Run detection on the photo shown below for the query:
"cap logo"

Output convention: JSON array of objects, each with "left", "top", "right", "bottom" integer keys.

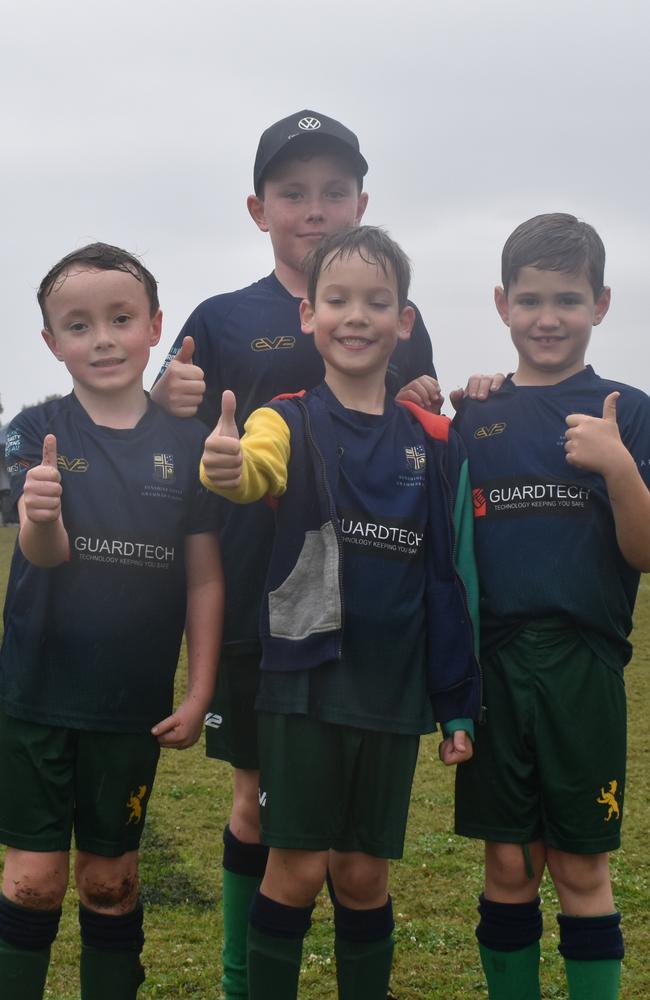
[{"left": 298, "top": 116, "right": 321, "bottom": 131}]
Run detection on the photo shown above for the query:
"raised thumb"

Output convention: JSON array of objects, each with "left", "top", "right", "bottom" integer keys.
[
  {"left": 176, "top": 335, "right": 195, "bottom": 365},
  {"left": 602, "top": 391, "right": 619, "bottom": 423},
  {"left": 216, "top": 390, "right": 239, "bottom": 438},
  {"left": 42, "top": 434, "right": 58, "bottom": 468}
]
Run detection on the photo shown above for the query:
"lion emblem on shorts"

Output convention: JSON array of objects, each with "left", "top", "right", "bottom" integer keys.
[
  {"left": 596, "top": 779, "right": 620, "bottom": 822},
  {"left": 126, "top": 785, "right": 148, "bottom": 825}
]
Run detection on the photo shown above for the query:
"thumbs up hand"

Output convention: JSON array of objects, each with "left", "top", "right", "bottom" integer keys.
[
  {"left": 202, "top": 390, "right": 243, "bottom": 489},
  {"left": 152, "top": 335, "right": 206, "bottom": 417},
  {"left": 564, "top": 392, "right": 627, "bottom": 476},
  {"left": 23, "top": 434, "right": 63, "bottom": 523}
]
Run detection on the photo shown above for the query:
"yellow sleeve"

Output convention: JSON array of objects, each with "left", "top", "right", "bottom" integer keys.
[{"left": 200, "top": 406, "right": 291, "bottom": 503}]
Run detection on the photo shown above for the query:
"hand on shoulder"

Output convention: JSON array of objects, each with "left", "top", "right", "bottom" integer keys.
[{"left": 449, "top": 373, "right": 506, "bottom": 411}]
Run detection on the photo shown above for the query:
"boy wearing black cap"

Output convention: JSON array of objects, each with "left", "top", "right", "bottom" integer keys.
[{"left": 151, "top": 109, "right": 440, "bottom": 1000}]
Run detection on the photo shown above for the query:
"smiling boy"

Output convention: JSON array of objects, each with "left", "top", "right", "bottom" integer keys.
[
  {"left": 151, "top": 109, "right": 440, "bottom": 999},
  {"left": 0, "top": 244, "right": 223, "bottom": 999},
  {"left": 453, "top": 214, "right": 650, "bottom": 1000},
  {"left": 200, "top": 226, "right": 480, "bottom": 1000}
]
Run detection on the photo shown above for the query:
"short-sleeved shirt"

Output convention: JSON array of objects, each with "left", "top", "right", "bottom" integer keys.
[
  {"left": 453, "top": 367, "right": 650, "bottom": 667},
  {"left": 156, "top": 273, "right": 436, "bottom": 650},
  {"left": 255, "top": 384, "right": 434, "bottom": 735},
  {"left": 1, "top": 393, "right": 219, "bottom": 732}
]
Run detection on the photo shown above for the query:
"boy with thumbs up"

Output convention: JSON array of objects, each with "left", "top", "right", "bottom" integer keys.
[
  {"left": 200, "top": 226, "right": 481, "bottom": 1000},
  {"left": 452, "top": 214, "right": 650, "bottom": 1000},
  {"left": 0, "top": 243, "right": 224, "bottom": 999}
]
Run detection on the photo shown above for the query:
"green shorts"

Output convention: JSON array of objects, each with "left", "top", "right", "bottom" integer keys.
[
  {"left": 258, "top": 712, "right": 420, "bottom": 858},
  {"left": 205, "top": 650, "right": 260, "bottom": 770},
  {"left": 455, "top": 621, "right": 626, "bottom": 854},
  {"left": 0, "top": 711, "right": 161, "bottom": 857}
]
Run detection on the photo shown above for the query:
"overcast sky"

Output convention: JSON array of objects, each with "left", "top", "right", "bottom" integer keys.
[{"left": 2, "top": 0, "right": 649, "bottom": 425}]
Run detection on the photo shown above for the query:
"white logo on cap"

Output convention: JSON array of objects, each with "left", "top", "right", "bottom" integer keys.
[{"left": 298, "top": 117, "right": 321, "bottom": 131}]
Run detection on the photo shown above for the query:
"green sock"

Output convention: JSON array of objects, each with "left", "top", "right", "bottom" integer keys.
[
  {"left": 479, "top": 942, "right": 542, "bottom": 1000},
  {"left": 0, "top": 937, "right": 50, "bottom": 1000},
  {"left": 80, "top": 944, "right": 145, "bottom": 1000},
  {"left": 335, "top": 934, "right": 394, "bottom": 999},
  {"left": 247, "top": 923, "right": 303, "bottom": 1000},
  {"left": 222, "top": 869, "right": 261, "bottom": 999},
  {"left": 564, "top": 958, "right": 621, "bottom": 1000}
]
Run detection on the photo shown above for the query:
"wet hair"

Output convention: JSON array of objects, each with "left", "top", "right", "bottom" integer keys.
[
  {"left": 502, "top": 213, "right": 606, "bottom": 297},
  {"left": 38, "top": 243, "right": 159, "bottom": 327},
  {"left": 304, "top": 226, "right": 411, "bottom": 310},
  {"left": 257, "top": 136, "right": 365, "bottom": 196}
]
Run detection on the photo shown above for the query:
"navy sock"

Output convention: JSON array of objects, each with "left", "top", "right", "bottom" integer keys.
[
  {"left": 223, "top": 825, "right": 269, "bottom": 878},
  {"left": 0, "top": 894, "right": 61, "bottom": 950},
  {"left": 333, "top": 895, "right": 394, "bottom": 943},
  {"left": 477, "top": 894, "right": 543, "bottom": 951},
  {"left": 79, "top": 901, "right": 144, "bottom": 952},
  {"left": 557, "top": 911, "right": 624, "bottom": 961}
]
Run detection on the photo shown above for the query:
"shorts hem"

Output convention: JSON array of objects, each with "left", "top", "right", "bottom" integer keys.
[
  {"left": 455, "top": 824, "right": 621, "bottom": 854},
  {"left": 0, "top": 827, "right": 71, "bottom": 853},
  {"left": 75, "top": 836, "right": 143, "bottom": 858},
  {"left": 455, "top": 823, "right": 541, "bottom": 844},
  {"left": 261, "top": 832, "right": 402, "bottom": 859},
  {"left": 205, "top": 744, "right": 259, "bottom": 770}
]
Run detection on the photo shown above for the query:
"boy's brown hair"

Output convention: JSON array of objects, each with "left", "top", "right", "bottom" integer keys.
[
  {"left": 501, "top": 213, "right": 606, "bottom": 297},
  {"left": 304, "top": 226, "right": 411, "bottom": 310}
]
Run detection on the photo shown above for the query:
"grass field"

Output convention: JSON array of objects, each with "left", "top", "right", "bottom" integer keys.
[{"left": 0, "top": 522, "right": 648, "bottom": 998}]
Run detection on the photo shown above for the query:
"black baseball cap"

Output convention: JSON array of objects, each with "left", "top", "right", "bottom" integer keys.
[{"left": 253, "top": 109, "right": 368, "bottom": 194}]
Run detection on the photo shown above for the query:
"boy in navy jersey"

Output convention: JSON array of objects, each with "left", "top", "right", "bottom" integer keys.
[
  {"left": 0, "top": 244, "right": 223, "bottom": 1000},
  {"left": 151, "top": 108, "right": 442, "bottom": 999},
  {"left": 200, "top": 226, "right": 481, "bottom": 1000},
  {"left": 453, "top": 214, "right": 650, "bottom": 1000}
]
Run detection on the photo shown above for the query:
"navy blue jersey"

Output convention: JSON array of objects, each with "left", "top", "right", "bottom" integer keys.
[
  {"left": 256, "top": 383, "right": 434, "bottom": 735},
  {"left": 454, "top": 367, "right": 650, "bottom": 667},
  {"left": 1, "top": 394, "right": 220, "bottom": 732},
  {"left": 157, "top": 272, "right": 436, "bottom": 650}
]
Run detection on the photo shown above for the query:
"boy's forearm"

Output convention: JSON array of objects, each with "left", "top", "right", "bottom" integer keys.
[
  {"left": 18, "top": 505, "right": 70, "bottom": 567},
  {"left": 183, "top": 532, "right": 224, "bottom": 707},
  {"left": 605, "top": 457, "right": 650, "bottom": 571}
]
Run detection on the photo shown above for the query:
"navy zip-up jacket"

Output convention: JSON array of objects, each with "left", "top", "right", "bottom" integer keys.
[{"left": 242, "top": 389, "right": 482, "bottom": 725}]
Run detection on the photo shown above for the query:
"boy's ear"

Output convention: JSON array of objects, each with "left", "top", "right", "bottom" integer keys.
[
  {"left": 354, "top": 192, "right": 369, "bottom": 225},
  {"left": 593, "top": 286, "right": 611, "bottom": 326},
  {"left": 149, "top": 309, "right": 163, "bottom": 346},
  {"left": 494, "top": 286, "right": 510, "bottom": 326},
  {"left": 247, "top": 195, "right": 269, "bottom": 233},
  {"left": 299, "top": 298, "right": 315, "bottom": 335},
  {"left": 41, "top": 328, "right": 63, "bottom": 361},
  {"left": 397, "top": 305, "right": 416, "bottom": 341}
]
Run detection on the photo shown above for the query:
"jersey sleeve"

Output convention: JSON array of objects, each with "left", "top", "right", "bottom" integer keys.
[
  {"left": 200, "top": 407, "right": 291, "bottom": 503},
  {"left": 4, "top": 407, "right": 50, "bottom": 506}
]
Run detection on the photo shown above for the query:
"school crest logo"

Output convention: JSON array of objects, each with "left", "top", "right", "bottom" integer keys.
[
  {"left": 126, "top": 785, "right": 148, "bottom": 825},
  {"left": 298, "top": 116, "right": 321, "bottom": 131},
  {"left": 596, "top": 780, "right": 620, "bottom": 822},
  {"left": 405, "top": 444, "right": 426, "bottom": 471},
  {"left": 153, "top": 453, "right": 175, "bottom": 482}
]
